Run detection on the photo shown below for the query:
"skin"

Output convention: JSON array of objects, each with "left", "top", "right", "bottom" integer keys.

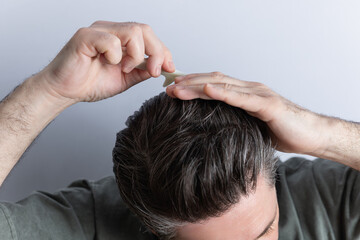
[
  {"left": 0, "top": 21, "right": 359, "bottom": 239},
  {"left": 177, "top": 176, "right": 279, "bottom": 240}
]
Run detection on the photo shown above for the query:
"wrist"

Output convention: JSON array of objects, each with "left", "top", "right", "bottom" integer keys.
[
  {"left": 292, "top": 111, "right": 335, "bottom": 158},
  {"left": 305, "top": 114, "right": 333, "bottom": 157},
  {"left": 3, "top": 74, "right": 76, "bottom": 131},
  {"left": 22, "top": 72, "right": 76, "bottom": 112},
  {"left": 308, "top": 115, "right": 358, "bottom": 162}
]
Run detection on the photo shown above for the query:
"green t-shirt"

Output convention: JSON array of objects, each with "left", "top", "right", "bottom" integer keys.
[{"left": 0, "top": 158, "right": 359, "bottom": 239}]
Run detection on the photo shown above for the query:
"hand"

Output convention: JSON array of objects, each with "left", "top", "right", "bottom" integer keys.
[
  {"left": 166, "top": 72, "right": 328, "bottom": 156},
  {"left": 39, "top": 21, "right": 175, "bottom": 103},
  {"left": 0, "top": 21, "right": 176, "bottom": 186}
]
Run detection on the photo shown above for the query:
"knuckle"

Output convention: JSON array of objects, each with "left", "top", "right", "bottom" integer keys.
[
  {"left": 140, "top": 23, "right": 153, "bottom": 33},
  {"left": 252, "top": 82, "right": 265, "bottom": 88},
  {"left": 250, "top": 82, "right": 270, "bottom": 92},
  {"left": 210, "top": 71, "right": 225, "bottom": 80},
  {"left": 76, "top": 27, "right": 90, "bottom": 36},
  {"left": 223, "top": 83, "right": 232, "bottom": 90},
  {"left": 109, "top": 36, "right": 121, "bottom": 49},
  {"left": 100, "top": 32, "right": 112, "bottom": 41},
  {"left": 157, "top": 45, "right": 165, "bottom": 55},
  {"left": 74, "top": 27, "right": 92, "bottom": 41},
  {"left": 257, "top": 83, "right": 272, "bottom": 94},
  {"left": 91, "top": 20, "right": 106, "bottom": 26},
  {"left": 129, "top": 25, "right": 143, "bottom": 36},
  {"left": 163, "top": 47, "right": 173, "bottom": 59}
]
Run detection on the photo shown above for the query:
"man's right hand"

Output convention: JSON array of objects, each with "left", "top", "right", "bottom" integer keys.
[
  {"left": 0, "top": 21, "right": 174, "bottom": 186},
  {"left": 39, "top": 21, "right": 175, "bottom": 103}
]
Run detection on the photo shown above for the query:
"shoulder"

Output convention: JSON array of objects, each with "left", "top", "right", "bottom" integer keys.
[
  {"left": 277, "top": 157, "right": 360, "bottom": 240},
  {"left": 0, "top": 176, "right": 155, "bottom": 240},
  {"left": 277, "top": 157, "right": 359, "bottom": 189},
  {"left": 75, "top": 176, "right": 156, "bottom": 240},
  {"left": 278, "top": 157, "right": 350, "bottom": 171}
]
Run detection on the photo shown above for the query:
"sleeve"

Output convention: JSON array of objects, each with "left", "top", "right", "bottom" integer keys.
[
  {"left": 277, "top": 158, "right": 360, "bottom": 240},
  {"left": 311, "top": 158, "right": 360, "bottom": 239},
  {"left": 0, "top": 203, "right": 16, "bottom": 239},
  {"left": 0, "top": 179, "right": 96, "bottom": 240}
]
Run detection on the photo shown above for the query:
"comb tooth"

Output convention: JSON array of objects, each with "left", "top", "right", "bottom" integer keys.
[
  {"left": 163, "top": 77, "right": 175, "bottom": 87},
  {"left": 161, "top": 70, "right": 185, "bottom": 87}
]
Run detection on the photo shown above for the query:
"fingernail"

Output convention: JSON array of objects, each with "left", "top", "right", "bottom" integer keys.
[{"left": 156, "top": 65, "right": 162, "bottom": 76}]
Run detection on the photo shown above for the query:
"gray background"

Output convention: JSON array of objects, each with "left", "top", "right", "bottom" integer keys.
[{"left": 1, "top": 0, "right": 359, "bottom": 202}]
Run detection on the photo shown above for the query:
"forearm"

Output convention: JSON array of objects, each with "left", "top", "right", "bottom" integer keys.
[
  {"left": 0, "top": 74, "right": 74, "bottom": 186},
  {"left": 314, "top": 116, "right": 360, "bottom": 171}
]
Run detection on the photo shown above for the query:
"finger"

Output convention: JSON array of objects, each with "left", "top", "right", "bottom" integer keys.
[
  {"left": 172, "top": 82, "right": 259, "bottom": 94},
  {"left": 120, "top": 33, "right": 145, "bottom": 73},
  {"left": 174, "top": 72, "right": 253, "bottom": 87},
  {"left": 166, "top": 84, "right": 212, "bottom": 100},
  {"left": 141, "top": 24, "right": 166, "bottom": 77},
  {"left": 203, "top": 84, "right": 264, "bottom": 114},
  {"left": 167, "top": 83, "right": 266, "bottom": 115},
  {"left": 91, "top": 22, "right": 147, "bottom": 73},
  {"left": 161, "top": 45, "right": 175, "bottom": 73},
  {"left": 174, "top": 72, "right": 228, "bottom": 82},
  {"left": 166, "top": 82, "right": 254, "bottom": 99},
  {"left": 90, "top": 21, "right": 173, "bottom": 77},
  {"left": 204, "top": 83, "right": 268, "bottom": 95},
  {"left": 146, "top": 54, "right": 163, "bottom": 77},
  {"left": 74, "top": 28, "right": 122, "bottom": 65},
  {"left": 123, "top": 68, "right": 152, "bottom": 88}
]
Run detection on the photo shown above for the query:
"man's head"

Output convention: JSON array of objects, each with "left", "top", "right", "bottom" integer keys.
[{"left": 113, "top": 93, "right": 279, "bottom": 239}]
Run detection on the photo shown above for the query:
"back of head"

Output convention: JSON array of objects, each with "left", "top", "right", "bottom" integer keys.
[{"left": 113, "top": 92, "right": 277, "bottom": 239}]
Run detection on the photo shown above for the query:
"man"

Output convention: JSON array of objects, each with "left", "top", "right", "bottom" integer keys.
[
  {"left": 0, "top": 21, "right": 359, "bottom": 239},
  {"left": 113, "top": 92, "right": 279, "bottom": 239}
]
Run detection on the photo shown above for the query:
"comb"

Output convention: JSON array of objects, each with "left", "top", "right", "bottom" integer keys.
[{"left": 135, "top": 60, "right": 185, "bottom": 87}]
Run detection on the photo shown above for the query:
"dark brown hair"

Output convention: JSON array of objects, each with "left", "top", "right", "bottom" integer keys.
[{"left": 113, "top": 92, "right": 277, "bottom": 239}]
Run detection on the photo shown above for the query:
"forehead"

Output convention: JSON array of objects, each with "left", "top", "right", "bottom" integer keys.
[{"left": 176, "top": 176, "right": 277, "bottom": 240}]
